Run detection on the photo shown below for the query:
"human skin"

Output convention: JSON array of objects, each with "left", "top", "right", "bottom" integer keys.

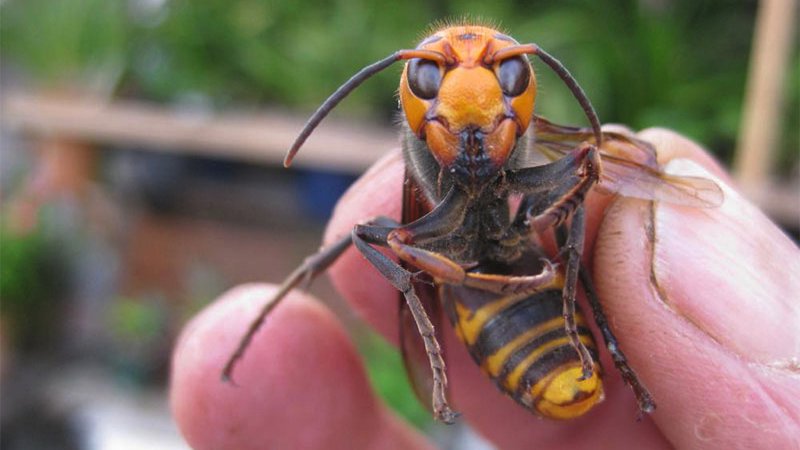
[{"left": 170, "top": 129, "right": 800, "bottom": 450}]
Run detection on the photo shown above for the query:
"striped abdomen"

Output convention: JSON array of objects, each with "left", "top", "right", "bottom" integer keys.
[{"left": 442, "top": 283, "right": 604, "bottom": 419}]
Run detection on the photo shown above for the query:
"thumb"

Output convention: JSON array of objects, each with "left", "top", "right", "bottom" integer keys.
[{"left": 593, "top": 130, "right": 800, "bottom": 448}]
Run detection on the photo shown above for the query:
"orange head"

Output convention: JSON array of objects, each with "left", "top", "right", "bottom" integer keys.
[
  {"left": 399, "top": 26, "right": 536, "bottom": 184},
  {"left": 283, "top": 25, "right": 600, "bottom": 177}
]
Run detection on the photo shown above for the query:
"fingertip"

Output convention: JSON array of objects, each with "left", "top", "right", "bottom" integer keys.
[{"left": 170, "top": 284, "right": 429, "bottom": 450}]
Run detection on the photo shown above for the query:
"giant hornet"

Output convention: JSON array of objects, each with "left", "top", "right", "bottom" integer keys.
[{"left": 222, "top": 24, "right": 722, "bottom": 423}]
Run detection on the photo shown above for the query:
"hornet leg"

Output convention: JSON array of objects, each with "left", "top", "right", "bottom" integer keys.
[
  {"left": 351, "top": 225, "right": 458, "bottom": 423},
  {"left": 578, "top": 264, "right": 657, "bottom": 415},
  {"left": 221, "top": 217, "right": 397, "bottom": 382}
]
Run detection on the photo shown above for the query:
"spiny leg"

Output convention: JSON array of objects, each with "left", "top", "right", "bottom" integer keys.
[
  {"left": 506, "top": 143, "right": 598, "bottom": 197},
  {"left": 577, "top": 264, "right": 657, "bottom": 415},
  {"left": 527, "top": 144, "right": 600, "bottom": 232},
  {"left": 361, "top": 187, "right": 558, "bottom": 296},
  {"left": 387, "top": 227, "right": 559, "bottom": 295},
  {"left": 507, "top": 142, "right": 600, "bottom": 236},
  {"left": 552, "top": 221, "right": 657, "bottom": 416},
  {"left": 221, "top": 217, "right": 397, "bottom": 383},
  {"left": 221, "top": 234, "right": 352, "bottom": 382},
  {"left": 508, "top": 144, "right": 602, "bottom": 380},
  {"left": 351, "top": 227, "right": 457, "bottom": 423},
  {"left": 561, "top": 205, "right": 596, "bottom": 380}
]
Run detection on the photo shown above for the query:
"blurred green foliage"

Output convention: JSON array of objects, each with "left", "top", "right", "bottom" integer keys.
[
  {"left": 107, "top": 295, "right": 171, "bottom": 384},
  {"left": 0, "top": 0, "right": 128, "bottom": 92},
  {"left": 108, "top": 295, "right": 167, "bottom": 343},
  {"left": 2, "top": 0, "right": 797, "bottom": 166},
  {"left": 0, "top": 222, "right": 66, "bottom": 349},
  {"left": 358, "top": 330, "right": 432, "bottom": 429}
]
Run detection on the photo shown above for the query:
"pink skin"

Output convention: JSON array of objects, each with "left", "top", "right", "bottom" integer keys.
[{"left": 170, "top": 129, "right": 800, "bottom": 449}]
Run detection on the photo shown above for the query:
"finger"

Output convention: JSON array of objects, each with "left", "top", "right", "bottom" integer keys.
[
  {"left": 323, "top": 151, "right": 669, "bottom": 448},
  {"left": 593, "top": 129, "right": 800, "bottom": 448},
  {"left": 325, "top": 151, "right": 405, "bottom": 343},
  {"left": 170, "top": 284, "right": 432, "bottom": 450}
]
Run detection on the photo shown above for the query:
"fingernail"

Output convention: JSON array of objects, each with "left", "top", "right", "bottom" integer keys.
[{"left": 651, "top": 159, "right": 800, "bottom": 367}]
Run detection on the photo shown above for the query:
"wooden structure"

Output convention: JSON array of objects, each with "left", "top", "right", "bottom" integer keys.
[{"left": 2, "top": 88, "right": 797, "bottom": 229}]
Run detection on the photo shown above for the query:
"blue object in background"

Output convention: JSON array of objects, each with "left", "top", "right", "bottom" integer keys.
[{"left": 296, "top": 169, "right": 358, "bottom": 223}]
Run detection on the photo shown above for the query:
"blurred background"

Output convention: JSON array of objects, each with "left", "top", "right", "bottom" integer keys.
[{"left": 0, "top": 0, "right": 797, "bottom": 448}]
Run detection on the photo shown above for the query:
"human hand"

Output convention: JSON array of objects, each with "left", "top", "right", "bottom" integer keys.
[{"left": 170, "top": 129, "right": 800, "bottom": 449}]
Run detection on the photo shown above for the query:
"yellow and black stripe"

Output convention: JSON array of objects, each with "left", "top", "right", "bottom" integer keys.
[{"left": 442, "top": 280, "right": 604, "bottom": 419}]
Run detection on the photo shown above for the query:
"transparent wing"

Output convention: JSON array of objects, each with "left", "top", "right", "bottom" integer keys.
[{"left": 532, "top": 116, "right": 723, "bottom": 208}]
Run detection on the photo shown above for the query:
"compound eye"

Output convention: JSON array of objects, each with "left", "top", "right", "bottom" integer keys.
[
  {"left": 497, "top": 56, "right": 531, "bottom": 97},
  {"left": 407, "top": 58, "right": 442, "bottom": 100}
]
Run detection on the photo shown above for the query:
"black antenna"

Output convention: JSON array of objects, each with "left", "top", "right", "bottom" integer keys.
[
  {"left": 531, "top": 45, "right": 603, "bottom": 147},
  {"left": 283, "top": 52, "right": 403, "bottom": 167},
  {"left": 489, "top": 43, "right": 603, "bottom": 147},
  {"left": 283, "top": 49, "right": 448, "bottom": 167}
]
